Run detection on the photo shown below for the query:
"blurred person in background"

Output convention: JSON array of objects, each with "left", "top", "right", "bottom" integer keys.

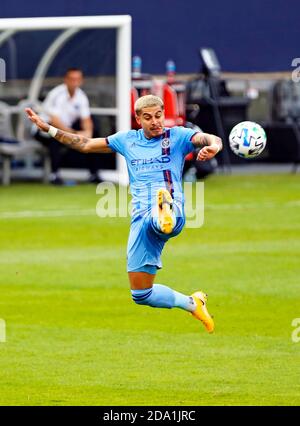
[{"left": 35, "top": 68, "right": 102, "bottom": 185}]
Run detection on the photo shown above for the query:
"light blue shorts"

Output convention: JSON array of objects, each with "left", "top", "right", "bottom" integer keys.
[{"left": 127, "top": 207, "right": 185, "bottom": 275}]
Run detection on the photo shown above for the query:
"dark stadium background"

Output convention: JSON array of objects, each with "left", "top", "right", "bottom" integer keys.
[{"left": 1, "top": 0, "right": 298, "bottom": 75}]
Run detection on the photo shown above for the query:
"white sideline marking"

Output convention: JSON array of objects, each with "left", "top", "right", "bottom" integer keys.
[
  {"left": 0, "top": 200, "right": 298, "bottom": 220},
  {"left": 0, "top": 209, "right": 95, "bottom": 219}
]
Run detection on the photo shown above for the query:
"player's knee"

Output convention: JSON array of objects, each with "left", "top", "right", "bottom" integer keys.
[{"left": 131, "top": 288, "right": 153, "bottom": 305}]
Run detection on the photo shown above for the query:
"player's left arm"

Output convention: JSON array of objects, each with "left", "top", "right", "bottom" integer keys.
[{"left": 191, "top": 132, "right": 222, "bottom": 161}]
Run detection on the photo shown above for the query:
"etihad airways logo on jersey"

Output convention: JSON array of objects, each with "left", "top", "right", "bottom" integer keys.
[{"left": 131, "top": 155, "right": 170, "bottom": 166}]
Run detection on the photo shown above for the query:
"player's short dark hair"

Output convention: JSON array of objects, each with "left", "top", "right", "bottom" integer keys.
[{"left": 64, "top": 68, "right": 83, "bottom": 76}]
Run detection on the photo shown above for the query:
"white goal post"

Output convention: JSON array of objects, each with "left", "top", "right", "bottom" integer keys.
[{"left": 0, "top": 15, "right": 132, "bottom": 184}]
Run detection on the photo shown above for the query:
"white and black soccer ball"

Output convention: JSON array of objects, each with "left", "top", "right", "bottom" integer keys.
[{"left": 229, "top": 121, "right": 267, "bottom": 158}]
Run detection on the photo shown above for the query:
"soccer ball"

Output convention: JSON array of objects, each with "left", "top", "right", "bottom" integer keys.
[{"left": 229, "top": 121, "right": 267, "bottom": 158}]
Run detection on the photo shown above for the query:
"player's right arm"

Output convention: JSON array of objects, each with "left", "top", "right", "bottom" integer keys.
[{"left": 25, "top": 108, "right": 112, "bottom": 154}]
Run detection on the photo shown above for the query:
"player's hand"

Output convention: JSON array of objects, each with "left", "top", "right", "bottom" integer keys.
[
  {"left": 196, "top": 145, "right": 219, "bottom": 161},
  {"left": 25, "top": 108, "right": 49, "bottom": 133}
]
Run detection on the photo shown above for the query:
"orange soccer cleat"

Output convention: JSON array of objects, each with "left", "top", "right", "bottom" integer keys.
[{"left": 191, "top": 291, "right": 214, "bottom": 333}]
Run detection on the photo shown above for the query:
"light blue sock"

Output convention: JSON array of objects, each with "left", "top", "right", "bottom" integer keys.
[{"left": 131, "top": 284, "right": 196, "bottom": 312}]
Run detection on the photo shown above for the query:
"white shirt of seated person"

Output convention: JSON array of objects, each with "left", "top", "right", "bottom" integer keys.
[{"left": 42, "top": 83, "right": 90, "bottom": 128}]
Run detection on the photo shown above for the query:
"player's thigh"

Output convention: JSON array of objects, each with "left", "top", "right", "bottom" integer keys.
[
  {"left": 127, "top": 215, "right": 165, "bottom": 272},
  {"left": 128, "top": 272, "right": 156, "bottom": 290}
]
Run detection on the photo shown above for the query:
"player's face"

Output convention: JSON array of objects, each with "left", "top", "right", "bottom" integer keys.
[
  {"left": 64, "top": 71, "right": 83, "bottom": 94},
  {"left": 136, "top": 106, "right": 165, "bottom": 139}
]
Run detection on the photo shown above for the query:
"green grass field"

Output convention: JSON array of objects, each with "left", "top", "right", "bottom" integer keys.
[{"left": 0, "top": 174, "right": 299, "bottom": 406}]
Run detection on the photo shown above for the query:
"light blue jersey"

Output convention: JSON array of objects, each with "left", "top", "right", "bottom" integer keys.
[
  {"left": 107, "top": 126, "right": 196, "bottom": 273},
  {"left": 107, "top": 126, "right": 196, "bottom": 216}
]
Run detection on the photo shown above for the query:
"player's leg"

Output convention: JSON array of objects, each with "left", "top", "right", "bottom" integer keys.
[
  {"left": 156, "top": 188, "right": 175, "bottom": 234},
  {"left": 127, "top": 218, "right": 194, "bottom": 311},
  {"left": 129, "top": 271, "right": 196, "bottom": 311},
  {"left": 128, "top": 271, "right": 214, "bottom": 333},
  {"left": 151, "top": 189, "right": 185, "bottom": 238},
  {"left": 127, "top": 202, "right": 214, "bottom": 332}
]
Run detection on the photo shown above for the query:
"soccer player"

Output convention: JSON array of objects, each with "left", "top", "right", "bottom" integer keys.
[{"left": 25, "top": 95, "right": 222, "bottom": 333}]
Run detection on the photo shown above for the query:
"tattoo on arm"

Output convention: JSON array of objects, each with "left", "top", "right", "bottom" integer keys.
[
  {"left": 192, "top": 133, "right": 210, "bottom": 148},
  {"left": 192, "top": 133, "right": 223, "bottom": 151},
  {"left": 55, "top": 130, "right": 89, "bottom": 152}
]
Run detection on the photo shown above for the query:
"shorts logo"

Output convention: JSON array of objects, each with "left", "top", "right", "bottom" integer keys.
[{"left": 161, "top": 138, "right": 170, "bottom": 149}]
